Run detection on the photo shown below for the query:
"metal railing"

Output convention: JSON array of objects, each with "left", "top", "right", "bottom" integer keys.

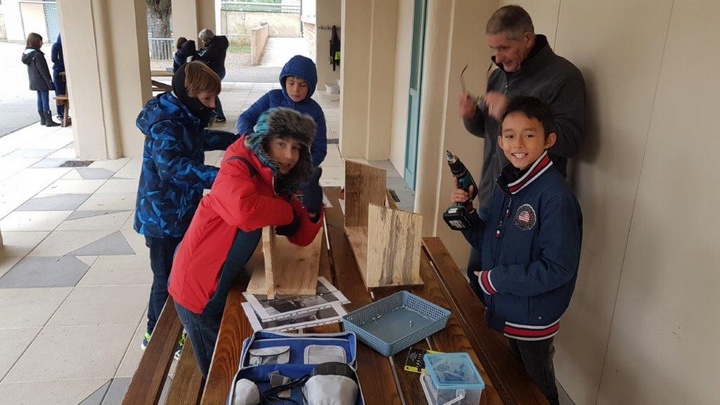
[
  {"left": 221, "top": 1, "right": 300, "bottom": 13},
  {"left": 148, "top": 37, "right": 174, "bottom": 60}
]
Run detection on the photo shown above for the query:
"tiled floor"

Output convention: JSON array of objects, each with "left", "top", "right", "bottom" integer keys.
[{"left": 0, "top": 80, "right": 414, "bottom": 404}]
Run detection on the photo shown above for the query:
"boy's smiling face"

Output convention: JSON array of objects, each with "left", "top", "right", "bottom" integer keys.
[
  {"left": 267, "top": 136, "right": 301, "bottom": 174},
  {"left": 498, "top": 112, "right": 556, "bottom": 170}
]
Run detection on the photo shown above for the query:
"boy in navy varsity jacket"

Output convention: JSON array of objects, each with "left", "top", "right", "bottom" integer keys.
[{"left": 451, "top": 97, "right": 582, "bottom": 405}]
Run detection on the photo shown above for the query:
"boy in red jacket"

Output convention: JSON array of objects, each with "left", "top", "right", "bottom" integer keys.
[{"left": 169, "top": 107, "right": 324, "bottom": 377}]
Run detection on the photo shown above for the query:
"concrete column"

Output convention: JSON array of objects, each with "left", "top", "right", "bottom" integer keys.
[
  {"left": 414, "top": 0, "right": 493, "bottom": 250},
  {"left": 413, "top": 0, "right": 453, "bottom": 236},
  {"left": 366, "top": 0, "right": 399, "bottom": 160},
  {"left": 57, "top": 0, "right": 151, "bottom": 159},
  {"left": 339, "top": 0, "right": 371, "bottom": 158},
  {"left": 173, "top": 0, "right": 216, "bottom": 45},
  {"left": 339, "top": 0, "right": 398, "bottom": 160}
]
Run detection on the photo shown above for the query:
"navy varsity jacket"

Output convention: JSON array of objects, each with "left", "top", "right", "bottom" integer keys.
[{"left": 462, "top": 152, "right": 583, "bottom": 340}]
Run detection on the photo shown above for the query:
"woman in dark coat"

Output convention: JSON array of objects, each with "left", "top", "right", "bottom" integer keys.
[{"left": 21, "top": 32, "right": 60, "bottom": 127}]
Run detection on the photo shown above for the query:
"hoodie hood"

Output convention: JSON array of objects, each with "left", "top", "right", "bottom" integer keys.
[
  {"left": 279, "top": 55, "right": 318, "bottom": 100},
  {"left": 178, "top": 39, "right": 197, "bottom": 59},
  {"left": 136, "top": 92, "right": 201, "bottom": 135},
  {"left": 56, "top": 34, "right": 62, "bottom": 46},
  {"left": 21, "top": 48, "right": 38, "bottom": 65},
  {"left": 171, "top": 64, "right": 213, "bottom": 127},
  {"left": 244, "top": 107, "right": 315, "bottom": 193}
]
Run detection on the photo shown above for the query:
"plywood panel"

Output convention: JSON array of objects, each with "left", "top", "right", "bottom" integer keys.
[
  {"left": 247, "top": 227, "right": 323, "bottom": 298},
  {"left": 366, "top": 204, "right": 423, "bottom": 287},
  {"left": 344, "top": 160, "right": 387, "bottom": 227},
  {"left": 598, "top": 1, "right": 720, "bottom": 404},
  {"left": 344, "top": 226, "right": 369, "bottom": 285},
  {"left": 340, "top": 0, "right": 372, "bottom": 158}
]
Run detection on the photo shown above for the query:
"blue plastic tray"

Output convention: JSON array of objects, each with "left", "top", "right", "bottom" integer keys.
[{"left": 342, "top": 291, "right": 451, "bottom": 356}]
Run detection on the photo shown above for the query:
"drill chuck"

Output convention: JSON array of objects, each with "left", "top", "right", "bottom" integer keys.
[{"left": 444, "top": 151, "right": 480, "bottom": 230}]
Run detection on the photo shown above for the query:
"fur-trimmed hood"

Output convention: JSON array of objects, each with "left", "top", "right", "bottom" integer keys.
[{"left": 244, "top": 107, "right": 316, "bottom": 193}]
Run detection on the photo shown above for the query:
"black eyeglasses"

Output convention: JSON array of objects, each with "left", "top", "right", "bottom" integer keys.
[{"left": 460, "top": 63, "right": 494, "bottom": 105}]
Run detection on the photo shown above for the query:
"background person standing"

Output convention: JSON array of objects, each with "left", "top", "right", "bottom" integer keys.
[
  {"left": 21, "top": 32, "right": 60, "bottom": 127},
  {"left": 197, "top": 28, "right": 229, "bottom": 123},
  {"left": 51, "top": 34, "right": 70, "bottom": 125}
]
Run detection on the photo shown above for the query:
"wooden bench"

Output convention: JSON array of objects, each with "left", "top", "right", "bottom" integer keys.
[
  {"left": 53, "top": 72, "right": 71, "bottom": 127},
  {"left": 151, "top": 70, "right": 173, "bottom": 92},
  {"left": 122, "top": 296, "right": 204, "bottom": 405},
  {"left": 53, "top": 95, "right": 70, "bottom": 127}
]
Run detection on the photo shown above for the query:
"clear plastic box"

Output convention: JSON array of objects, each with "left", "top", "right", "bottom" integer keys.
[{"left": 419, "top": 353, "right": 484, "bottom": 405}]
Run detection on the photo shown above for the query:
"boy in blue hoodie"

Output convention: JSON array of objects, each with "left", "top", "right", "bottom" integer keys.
[
  {"left": 236, "top": 55, "right": 327, "bottom": 167},
  {"left": 134, "top": 61, "right": 237, "bottom": 356},
  {"left": 451, "top": 97, "right": 582, "bottom": 405}
]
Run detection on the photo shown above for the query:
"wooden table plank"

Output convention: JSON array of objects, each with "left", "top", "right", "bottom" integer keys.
[
  {"left": 166, "top": 339, "right": 204, "bottom": 405},
  {"left": 402, "top": 250, "right": 505, "bottom": 405},
  {"left": 324, "top": 187, "right": 404, "bottom": 405},
  {"left": 422, "top": 237, "right": 548, "bottom": 405}
]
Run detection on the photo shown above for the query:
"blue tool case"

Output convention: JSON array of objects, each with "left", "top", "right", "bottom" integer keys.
[{"left": 227, "top": 330, "right": 365, "bottom": 405}]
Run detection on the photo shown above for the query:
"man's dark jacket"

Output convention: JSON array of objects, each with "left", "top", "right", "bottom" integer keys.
[{"left": 464, "top": 34, "right": 586, "bottom": 209}]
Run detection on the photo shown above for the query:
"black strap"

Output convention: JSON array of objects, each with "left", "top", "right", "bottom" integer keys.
[{"left": 226, "top": 156, "right": 257, "bottom": 177}]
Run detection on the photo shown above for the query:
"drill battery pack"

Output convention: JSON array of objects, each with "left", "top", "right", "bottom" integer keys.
[{"left": 443, "top": 205, "right": 480, "bottom": 230}]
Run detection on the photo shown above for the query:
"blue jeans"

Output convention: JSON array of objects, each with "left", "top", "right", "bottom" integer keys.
[
  {"left": 176, "top": 228, "right": 261, "bottom": 377},
  {"left": 53, "top": 71, "right": 66, "bottom": 117},
  {"left": 36, "top": 91, "right": 50, "bottom": 112},
  {"left": 508, "top": 337, "right": 559, "bottom": 405},
  {"left": 145, "top": 235, "right": 182, "bottom": 334},
  {"left": 175, "top": 302, "right": 222, "bottom": 379}
]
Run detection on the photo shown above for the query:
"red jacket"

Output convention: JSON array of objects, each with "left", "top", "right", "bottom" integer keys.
[{"left": 168, "top": 136, "right": 324, "bottom": 314}]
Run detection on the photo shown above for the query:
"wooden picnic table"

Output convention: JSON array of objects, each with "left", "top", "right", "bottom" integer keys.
[{"left": 200, "top": 187, "right": 548, "bottom": 405}]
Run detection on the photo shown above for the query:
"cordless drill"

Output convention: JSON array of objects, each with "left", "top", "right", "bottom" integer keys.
[{"left": 443, "top": 151, "right": 480, "bottom": 230}]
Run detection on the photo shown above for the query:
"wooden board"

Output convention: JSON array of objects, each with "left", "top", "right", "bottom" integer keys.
[
  {"left": 366, "top": 204, "right": 423, "bottom": 287},
  {"left": 343, "top": 225, "right": 369, "bottom": 286},
  {"left": 344, "top": 160, "right": 386, "bottom": 227},
  {"left": 246, "top": 226, "right": 323, "bottom": 298}
]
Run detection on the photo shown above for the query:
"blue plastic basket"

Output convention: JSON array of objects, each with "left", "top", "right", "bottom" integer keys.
[{"left": 342, "top": 291, "right": 451, "bottom": 356}]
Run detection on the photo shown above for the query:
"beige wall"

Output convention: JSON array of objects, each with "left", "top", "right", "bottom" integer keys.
[
  {"left": 58, "top": 0, "right": 151, "bottom": 160},
  {"left": 397, "top": 0, "right": 720, "bottom": 403},
  {"left": 316, "top": 0, "right": 341, "bottom": 92},
  {"left": 595, "top": 2, "right": 720, "bottom": 403}
]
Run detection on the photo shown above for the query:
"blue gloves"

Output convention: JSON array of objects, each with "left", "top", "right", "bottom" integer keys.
[{"left": 301, "top": 167, "right": 323, "bottom": 215}]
